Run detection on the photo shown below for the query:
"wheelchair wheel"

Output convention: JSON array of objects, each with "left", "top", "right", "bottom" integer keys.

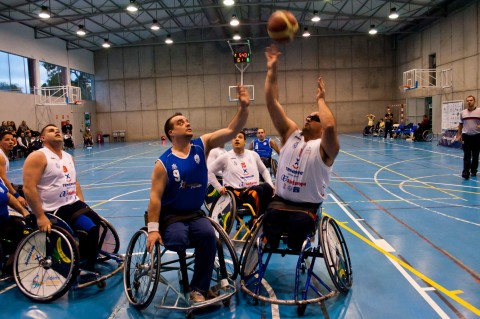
[
  {"left": 123, "top": 227, "right": 161, "bottom": 310},
  {"left": 422, "top": 130, "right": 433, "bottom": 142},
  {"left": 204, "top": 183, "right": 220, "bottom": 213},
  {"left": 97, "top": 217, "right": 120, "bottom": 262},
  {"left": 239, "top": 216, "right": 264, "bottom": 278},
  {"left": 209, "top": 191, "right": 236, "bottom": 235},
  {"left": 208, "top": 217, "right": 239, "bottom": 281},
  {"left": 14, "top": 226, "right": 80, "bottom": 302},
  {"left": 319, "top": 216, "right": 352, "bottom": 294},
  {"left": 270, "top": 158, "right": 278, "bottom": 177}
]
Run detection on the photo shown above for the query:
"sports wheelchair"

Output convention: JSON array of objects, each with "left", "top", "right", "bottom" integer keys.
[
  {"left": 123, "top": 215, "right": 239, "bottom": 317},
  {"left": 413, "top": 128, "right": 433, "bottom": 142},
  {"left": 11, "top": 211, "right": 124, "bottom": 302},
  {"left": 240, "top": 214, "right": 352, "bottom": 316}
]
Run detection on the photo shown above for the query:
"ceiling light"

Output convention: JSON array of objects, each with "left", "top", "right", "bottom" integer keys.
[
  {"left": 389, "top": 8, "right": 399, "bottom": 19},
  {"left": 232, "top": 31, "right": 241, "bottom": 40},
  {"left": 230, "top": 15, "right": 239, "bottom": 27},
  {"left": 102, "top": 39, "right": 111, "bottom": 48},
  {"left": 126, "top": 0, "right": 138, "bottom": 12},
  {"left": 311, "top": 10, "right": 321, "bottom": 22},
  {"left": 150, "top": 19, "right": 160, "bottom": 31},
  {"left": 369, "top": 24, "right": 378, "bottom": 35},
  {"left": 76, "top": 25, "right": 86, "bottom": 36},
  {"left": 302, "top": 27, "right": 310, "bottom": 37},
  {"left": 223, "top": 0, "right": 235, "bottom": 6},
  {"left": 165, "top": 35, "right": 173, "bottom": 44},
  {"left": 39, "top": 6, "right": 51, "bottom": 19}
]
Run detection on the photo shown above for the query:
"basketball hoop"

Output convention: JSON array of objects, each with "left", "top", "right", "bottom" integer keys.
[{"left": 398, "top": 85, "right": 410, "bottom": 93}]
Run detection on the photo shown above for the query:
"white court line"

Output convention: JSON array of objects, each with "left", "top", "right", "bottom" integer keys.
[
  {"left": 330, "top": 194, "right": 450, "bottom": 319},
  {"left": 0, "top": 284, "right": 16, "bottom": 295}
]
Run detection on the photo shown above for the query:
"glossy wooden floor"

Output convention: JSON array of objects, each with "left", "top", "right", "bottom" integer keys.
[{"left": 1, "top": 134, "right": 479, "bottom": 319}]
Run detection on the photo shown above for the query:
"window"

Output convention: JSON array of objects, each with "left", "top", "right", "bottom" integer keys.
[
  {"left": 70, "top": 69, "right": 95, "bottom": 100},
  {"left": 40, "top": 61, "right": 67, "bottom": 88},
  {"left": 0, "top": 51, "right": 33, "bottom": 94}
]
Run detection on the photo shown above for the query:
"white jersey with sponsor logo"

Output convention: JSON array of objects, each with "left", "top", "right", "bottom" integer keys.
[
  {"left": 207, "top": 147, "right": 227, "bottom": 176},
  {"left": 1, "top": 150, "right": 9, "bottom": 173},
  {"left": 37, "top": 147, "right": 79, "bottom": 211},
  {"left": 276, "top": 130, "right": 332, "bottom": 203},
  {"left": 208, "top": 149, "right": 271, "bottom": 189}
]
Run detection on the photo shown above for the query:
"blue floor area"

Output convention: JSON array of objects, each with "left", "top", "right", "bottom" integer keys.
[{"left": 1, "top": 134, "right": 479, "bottom": 319}]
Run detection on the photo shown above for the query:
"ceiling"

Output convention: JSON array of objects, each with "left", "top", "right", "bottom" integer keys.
[{"left": 0, "top": 0, "right": 471, "bottom": 51}]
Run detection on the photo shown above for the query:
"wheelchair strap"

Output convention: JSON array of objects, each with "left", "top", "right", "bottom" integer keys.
[
  {"left": 268, "top": 196, "right": 321, "bottom": 222},
  {"left": 159, "top": 209, "right": 205, "bottom": 234},
  {"left": 69, "top": 206, "right": 94, "bottom": 225}
]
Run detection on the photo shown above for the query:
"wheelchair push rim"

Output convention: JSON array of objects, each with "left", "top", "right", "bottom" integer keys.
[
  {"left": 13, "top": 226, "right": 80, "bottom": 302},
  {"left": 123, "top": 228, "right": 161, "bottom": 310}
]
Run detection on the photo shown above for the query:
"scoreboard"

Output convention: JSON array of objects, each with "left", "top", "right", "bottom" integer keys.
[{"left": 233, "top": 52, "right": 250, "bottom": 63}]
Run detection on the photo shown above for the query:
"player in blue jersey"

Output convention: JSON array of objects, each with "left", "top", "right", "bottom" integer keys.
[
  {"left": 248, "top": 128, "right": 280, "bottom": 169},
  {"left": 146, "top": 85, "right": 250, "bottom": 303}
]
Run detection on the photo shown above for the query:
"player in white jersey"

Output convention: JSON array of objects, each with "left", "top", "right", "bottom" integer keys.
[
  {"left": 23, "top": 124, "right": 100, "bottom": 271},
  {"left": 0, "top": 131, "right": 27, "bottom": 207},
  {"left": 263, "top": 45, "right": 340, "bottom": 251},
  {"left": 208, "top": 132, "right": 274, "bottom": 216}
]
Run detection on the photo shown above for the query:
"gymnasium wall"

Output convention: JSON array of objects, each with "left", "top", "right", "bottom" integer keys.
[
  {"left": 395, "top": 1, "right": 479, "bottom": 134},
  {"left": 94, "top": 34, "right": 397, "bottom": 139},
  {"left": 0, "top": 23, "right": 95, "bottom": 146}
]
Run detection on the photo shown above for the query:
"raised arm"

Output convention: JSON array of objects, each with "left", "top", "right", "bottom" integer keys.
[
  {"left": 316, "top": 77, "right": 339, "bottom": 166},
  {"left": 202, "top": 85, "right": 250, "bottom": 154},
  {"left": 23, "top": 151, "right": 50, "bottom": 232},
  {"left": 265, "top": 45, "right": 298, "bottom": 145},
  {"left": 146, "top": 161, "right": 168, "bottom": 252}
]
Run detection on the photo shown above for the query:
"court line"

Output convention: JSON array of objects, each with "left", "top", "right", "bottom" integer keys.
[{"left": 330, "top": 194, "right": 480, "bottom": 317}]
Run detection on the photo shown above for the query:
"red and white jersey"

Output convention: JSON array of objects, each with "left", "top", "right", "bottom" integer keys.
[
  {"left": 37, "top": 147, "right": 79, "bottom": 211},
  {"left": 276, "top": 130, "right": 332, "bottom": 203}
]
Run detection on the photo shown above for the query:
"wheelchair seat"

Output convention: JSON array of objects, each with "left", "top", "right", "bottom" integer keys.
[
  {"left": 239, "top": 214, "right": 352, "bottom": 315},
  {"left": 123, "top": 217, "right": 239, "bottom": 316}
]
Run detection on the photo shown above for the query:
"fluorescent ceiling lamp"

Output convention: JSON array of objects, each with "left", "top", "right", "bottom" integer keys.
[
  {"left": 126, "top": 0, "right": 138, "bottom": 12},
  {"left": 230, "top": 15, "right": 239, "bottom": 26},
  {"left": 39, "top": 6, "right": 51, "bottom": 19},
  {"left": 369, "top": 25, "right": 378, "bottom": 35},
  {"left": 102, "top": 39, "right": 111, "bottom": 48},
  {"left": 389, "top": 8, "right": 399, "bottom": 19},
  {"left": 302, "top": 28, "right": 310, "bottom": 37},
  {"left": 151, "top": 19, "right": 160, "bottom": 30},
  {"left": 223, "top": 0, "right": 235, "bottom": 6},
  {"left": 233, "top": 32, "right": 241, "bottom": 40},
  {"left": 165, "top": 35, "right": 173, "bottom": 44},
  {"left": 311, "top": 10, "right": 321, "bottom": 22},
  {"left": 76, "top": 25, "right": 86, "bottom": 36}
]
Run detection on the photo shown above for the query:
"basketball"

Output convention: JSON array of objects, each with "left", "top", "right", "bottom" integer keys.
[{"left": 267, "top": 10, "right": 299, "bottom": 42}]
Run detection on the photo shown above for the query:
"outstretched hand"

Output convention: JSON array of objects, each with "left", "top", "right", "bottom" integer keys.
[
  {"left": 316, "top": 77, "right": 326, "bottom": 100},
  {"left": 237, "top": 85, "right": 250, "bottom": 107},
  {"left": 265, "top": 45, "right": 282, "bottom": 69}
]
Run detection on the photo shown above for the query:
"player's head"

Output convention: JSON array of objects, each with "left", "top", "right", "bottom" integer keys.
[
  {"left": 466, "top": 95, "right": 476, "bottom": 108},
  {"left": 40, "top": 124, "right": 62, "bottom": 145},
  {"left": 232, "top": 131, "right": 247, "bottom": 152},
  {"left": 256, "top": 128, "right": 266, "bottom": 141},
  {"left": 0, "top": 131, "right": 15, "bottom": 152},
  {"left": 164, "top": 112, "right": 192, "bottom": 142},
  {"left": 302, "top": 112, "right": 322, "bottom": 137}
]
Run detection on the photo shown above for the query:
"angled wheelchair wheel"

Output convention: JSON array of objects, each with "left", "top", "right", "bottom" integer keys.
[
  {"left": 208, "top": 217, "right": 239, "bottom": 281},
  {"left": 422, "top": 130, "right": 433, "bottom": 142},
  {"left": 97, "top": 217, "right": 120, "bottom": 262},
  {"left": 319, "top": 216, "right": 352, "bottom": 294},
  {"left": 204, "top": 184, "right": 220, "bottom": 213},
  {"left": 123, "top": 227, "right": 161, "bottom": 310},
  {"left": 239, "top": 216, "right": 264, "bottom": 279},
  {"left": 209, "top": 191, "right": 236, "bottom": 235},
  {"left": 14, "top": 226, "right": 80, "bottom": 302}
]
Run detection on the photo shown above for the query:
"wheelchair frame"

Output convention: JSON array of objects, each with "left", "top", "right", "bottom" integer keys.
[
  {"left": 239, "top": 214, "right": 353, "bottom": 316},
  {"left": 12, "top": 213, "right": 124, "bottom": 302},
  {"left": 123, "top": 217, "right": 239, "bottom": 317}
]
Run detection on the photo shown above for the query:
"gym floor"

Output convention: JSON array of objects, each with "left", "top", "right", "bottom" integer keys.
[{"left": 1, "top": 134, "right": 479, "bottom": 319}]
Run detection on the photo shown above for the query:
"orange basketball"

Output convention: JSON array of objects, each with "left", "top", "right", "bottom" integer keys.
[{"left": 267, "top": 10, "right": 299, "bottom": 42}]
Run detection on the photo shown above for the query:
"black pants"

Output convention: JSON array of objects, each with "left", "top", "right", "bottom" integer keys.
[
  {"left": 462, "top": 133, "right": 480, "bottom": 176},
  {"left": 384, "top": 123, "right": 393, "bottom": 138}
]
